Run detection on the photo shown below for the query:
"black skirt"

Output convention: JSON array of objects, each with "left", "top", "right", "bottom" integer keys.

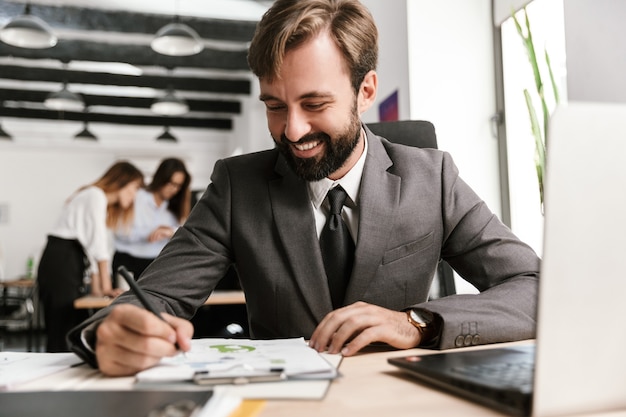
[{"left": 37, "top": 235, "right": 89, "bottom": 352}]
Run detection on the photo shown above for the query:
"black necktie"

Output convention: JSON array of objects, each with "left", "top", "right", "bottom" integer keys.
[{"left": 320, "top": 186, "right": 355, "bottom": 309}]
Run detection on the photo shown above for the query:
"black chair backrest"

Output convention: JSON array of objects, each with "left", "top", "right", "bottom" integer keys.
[
  {"left": 366, "top": 120, "right": 456, "bottom": 298},
  {"left": 367, "top": 120, "right": 438, "bottom": 149}
]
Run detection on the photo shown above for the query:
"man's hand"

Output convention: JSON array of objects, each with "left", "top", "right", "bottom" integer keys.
[
  {"left": 309, "top": 301, "right": 421, "bottom": 356},
  {"left": 95, "top": 304, "right": 193, "bottom": 376}
]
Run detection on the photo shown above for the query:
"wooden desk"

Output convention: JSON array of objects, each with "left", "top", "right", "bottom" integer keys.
[
  {"left": 13, "top": 340, "right": 626, "bottom": 417},
  {"left": 74, "top": 290, "right": 245, "bottom": 310},
  {"left": 1, "top": 277, "right": 36, "bottom": 311},
  {"left": 258, "top": 345, "right": 505, "bottom": 417},
  {"left": 259, "top": 342, "right": 626, "bottom": 417},
  {"left": 1, "top": 277, "right": 36, "bottom": 289}
]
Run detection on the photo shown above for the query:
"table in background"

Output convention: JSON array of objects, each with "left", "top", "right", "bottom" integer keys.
[{"left": 74, "top": 290, "right": 246, "bottom": 310}]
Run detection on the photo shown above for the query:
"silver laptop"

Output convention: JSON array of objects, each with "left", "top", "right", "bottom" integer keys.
[{"left": 389, "top": 101, "right": 626, "bottom": 416}]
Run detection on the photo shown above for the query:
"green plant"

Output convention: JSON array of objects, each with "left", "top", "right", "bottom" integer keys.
[{"left": 512, "top": 7, "right": 560, "bottom": 208}]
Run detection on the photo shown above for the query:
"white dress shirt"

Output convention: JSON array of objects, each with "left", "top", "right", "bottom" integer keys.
[{"left": 308, "top": 131, "right": 368, "bottom": 242}]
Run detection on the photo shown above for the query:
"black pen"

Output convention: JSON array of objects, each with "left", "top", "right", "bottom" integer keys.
[{"left": 117, "top": 265, "right": 182, "bottom": 351}]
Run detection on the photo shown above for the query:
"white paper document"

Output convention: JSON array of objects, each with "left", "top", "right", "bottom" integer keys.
[
  {"left": 136, "top": 337, "right": 338, "bottom": 384},
  {"left": 0, "top": 352, "right": 81, "bottom": 390}
]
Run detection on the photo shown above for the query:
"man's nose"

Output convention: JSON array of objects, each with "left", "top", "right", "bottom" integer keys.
[{"left": 284, "top": 109, "right": 310, "bottom": 142}]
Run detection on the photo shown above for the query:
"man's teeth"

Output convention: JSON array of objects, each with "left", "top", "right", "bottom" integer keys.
[{"left": 294, "top": 141, "right": 318, "bottom": 151}]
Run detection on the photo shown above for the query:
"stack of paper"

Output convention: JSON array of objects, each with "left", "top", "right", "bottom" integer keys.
[
  {"left": 0, "top": 352, "right": 81, "bottom": 390},
  {"left": 136, "top": 337, "right": 338, "bottom": 384}
]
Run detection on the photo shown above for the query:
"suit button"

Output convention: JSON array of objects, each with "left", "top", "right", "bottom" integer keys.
[
  {"left": 455, "top": 335, "right": 465, "bottom": 347},
  {"left": 464, "top": 335, "right": 473, "bottom": 346},
  {"left": 472, "top": 335, "right": 480, "bottom": 345}
]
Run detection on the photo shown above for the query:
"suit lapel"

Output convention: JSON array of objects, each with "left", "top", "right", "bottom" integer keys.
[
  {"left": 268, "top": 133, "right": 400, "bottom": 313},
  {"left": 269, "top": 155, "right": 333, "bottom": 320},
  {"left": 345, "top": 131, "right": 400, "bottom": 303}
]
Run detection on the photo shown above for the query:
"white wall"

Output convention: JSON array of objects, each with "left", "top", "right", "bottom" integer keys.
[
  {"left": 360, "top": 0, "right": 411, "bottom": 123},
  {"left": 407, "top": 0, "right": 500, "bottom": 217}
]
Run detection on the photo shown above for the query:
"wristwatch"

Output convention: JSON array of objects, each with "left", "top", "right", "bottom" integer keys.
[{"left": 406, "top": 308, "right": 435, "bottom": 343}]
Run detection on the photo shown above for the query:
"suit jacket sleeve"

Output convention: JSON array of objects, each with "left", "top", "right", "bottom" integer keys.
[{"left": 412, "top": 151, "right": 540, "bottom": 349}]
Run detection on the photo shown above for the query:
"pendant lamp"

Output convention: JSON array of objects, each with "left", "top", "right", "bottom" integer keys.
[
  {"left": 74, "top": 121, "right": 97, "bottom": 140},
  {"left": 151, "top": 20, "right": 203, "bottom": 56},
  {"left": 0, "top": 122, "right": 12, "bottom": 140},
  {"left": 151, "top": 88, "right": 189, "bottom": 116},
  {"left": 44, "top": 83, "right": 84, "bottom": 112},
  {"left": 156, "top": 126, "right": 177, "bottom": 142},
  {"left": 0, "top": 3, "right": 57, "bottom": 49}
]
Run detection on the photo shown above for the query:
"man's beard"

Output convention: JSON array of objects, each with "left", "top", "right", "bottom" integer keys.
[{"left": 275, "top": 105, "right": 361, "bottom": 181}]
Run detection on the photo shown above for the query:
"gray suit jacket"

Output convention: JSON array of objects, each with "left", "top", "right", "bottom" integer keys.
[{"left": 69, "top": 127, "right": 539, "bottom": 364}]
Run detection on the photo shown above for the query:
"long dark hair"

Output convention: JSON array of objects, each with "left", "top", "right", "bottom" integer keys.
[{"left": 147, "top": 158, "right": 191, "bottom": 223}]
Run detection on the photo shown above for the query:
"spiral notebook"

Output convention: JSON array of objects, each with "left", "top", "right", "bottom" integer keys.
[{"left": 388, "top": 102, "right": 626, "bottom": 416}]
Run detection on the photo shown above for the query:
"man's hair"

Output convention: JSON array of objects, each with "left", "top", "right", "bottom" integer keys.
[{"left": 248, "top": 0, "right": 378, "bottom": 93}]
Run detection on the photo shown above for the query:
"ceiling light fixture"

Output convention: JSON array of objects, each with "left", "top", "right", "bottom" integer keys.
[
  {"left": 151, "top": 20, "right": 204, "bottom": 56},
  {"left": 151, "top": 88, "right": 189, "bottom": 116},
  {"left": 151, "top": 0, "right": 203, "bottom": 58},
  {"left": 0, "top": 122, "right": 12, "bottom": 140},
  {"left": 74, "top": 121, "right": 97, "bottom": 140},
  {"left": 44, "top": 82, "right": 84, "bottom": 112},
  {"left": 0, "top": 3, "right": 57, "bottom": 49},
  {"left": 156, "top": 126, "right": 177, "bottom": 142}
]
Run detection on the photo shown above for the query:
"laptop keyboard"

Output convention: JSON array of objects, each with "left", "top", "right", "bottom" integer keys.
[{"left": 451, "top": 361, "right": 534, "bottom": 389}]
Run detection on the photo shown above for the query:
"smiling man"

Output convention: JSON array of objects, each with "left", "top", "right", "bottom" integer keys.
[
  {"left": 68, "top": 0, "right": 540, "bottom": 377},
  {"left": 258, "top": 33, "right": 369, "bottom": 182}
]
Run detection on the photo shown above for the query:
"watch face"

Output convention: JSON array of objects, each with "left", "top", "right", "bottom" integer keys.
[
  {"left": 409, "top": 309, "right": 427, "bottom": 326},
  {"left": 410, "top": 309, "right": 432, "bottom": 326}
]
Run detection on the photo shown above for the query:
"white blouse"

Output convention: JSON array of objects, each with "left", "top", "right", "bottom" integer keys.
[
  {"left": 113, "top": 188, "right": 180, "bottom": 259},
  {"left": 50, "top": 186, "right": 110, "bottom": 272}
]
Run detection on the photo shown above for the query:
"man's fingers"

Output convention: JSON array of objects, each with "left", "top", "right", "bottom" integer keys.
[
  {"left": 161, "top": 312, "right": 194, "bottom": 351},
  {"left": 310, "top": 302, "right": 422, "bottom": 356},
  {"left": 95, "top": 304, "right": 190, "bottom": 376}
]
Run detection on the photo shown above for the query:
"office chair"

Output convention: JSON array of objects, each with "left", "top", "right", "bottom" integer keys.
[
  {"left": 0, "top": 281, "right": 38, "bottom": 351},
  {"left": 366, "top": 120, "right": 457, "bottom": 298}
]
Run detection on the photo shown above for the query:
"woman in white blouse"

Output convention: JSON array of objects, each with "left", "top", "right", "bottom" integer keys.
[{"left": 38, "top": 160, "right": 144, "bottom": 352}]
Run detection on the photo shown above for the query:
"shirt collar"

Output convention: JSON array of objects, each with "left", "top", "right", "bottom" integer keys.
[{"left": 308, "top": 128, "right": 368, "bottom": 210}]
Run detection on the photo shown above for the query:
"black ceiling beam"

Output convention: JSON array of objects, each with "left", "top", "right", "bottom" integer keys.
[
  {"left": 0, "top": 39, "right": 250, "bottom": 71},
  {"left": 0, "top": 1, "right": 258, "bottom": 43},
  {"left": 0, "top": 65, "right": 251, "bottom": 95},
  {"left": 0, "top": 88, "right": 242, "bottom": 114},
  {"left": 0, "top": 107, "right": 232, "bottom": 129}
]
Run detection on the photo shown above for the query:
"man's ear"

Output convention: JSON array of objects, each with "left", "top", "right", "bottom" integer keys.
[{"left": 357, "top": 70, "right": 378, "bottom": 114}]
